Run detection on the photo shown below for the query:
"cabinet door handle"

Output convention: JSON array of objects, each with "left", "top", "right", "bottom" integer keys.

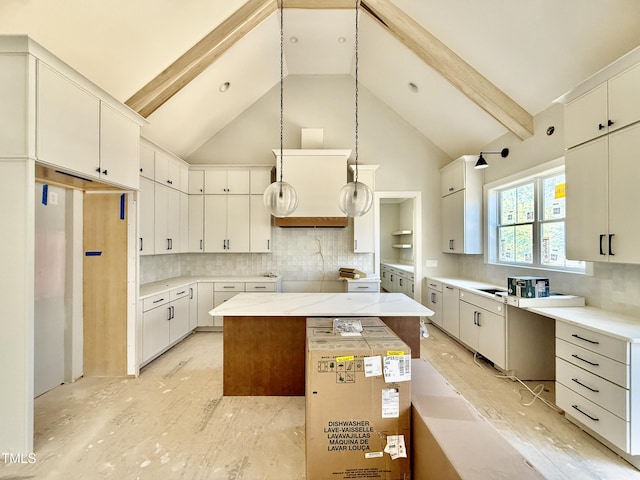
[
  {"left": 167, "top": 306, "right": 172, "bottom": 320},
  {"left": 223, "top": 285, "right": 235, "bottom": 289},
  {"left": 608, "top": 234, "right": 615, "bottom": 256},
  {"left": 571, "top": 378, "right": 599, "bottom": 393},
  {"left": 448, "top": 186, "right": 454, "bottom": 192},
  {"left": 599, "top": 234, "right": 606, "bottom": 255},
  {"left": 267, "top": 239, "right": 270, "bottom": 250},
  {"left": 399, "top": 279, "right": 403, "bottom": 286},
  {"left": 571, "top": 353, "right": 599, "bottom": 367},
  {"left": 102, "top": 169, "right": 108, "bottom": 175},
  {"left": 598, "top": 123, "right": 606, "bottom": 131},
  {"left": 176, "top": 290, "right": 186, "bottom": 296},
  {"left": 572, "top": 404, "right": 599, "bottom": 422},
  {"left": 571, "top": 333, "right": 599, "bottom": 345},
  {"left": 95, "top": 167, "right": 101, "bottom": 173},
  {"left": 254, "top": 286, "right": 267, "bottom": 289},
  {"left": 431, "top": 292, "right": 436, "bottom": 303},
  {"left": 140, "top": 237, "right": 143, "bottom": 252},
  {"left": 189, "top": 287, "right": 193, "bottom": 300},
  {"left": 153, "top": 298, "right": 165, "bottom": 304},
  {"left": 167, "top": 180, "right": 173, "bottom": 185},
  {"left": 608, "top": 119, "right": 614, "bottom": 127},
  {"left": 446, "top": 286, "right": 454, "bottom": 290},
  {"left": 200, "top": 239, "right": 203, "bottom": 251}
]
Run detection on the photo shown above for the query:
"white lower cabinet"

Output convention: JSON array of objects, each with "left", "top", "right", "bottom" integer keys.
[
  {"left": 555, "top": 320, "right": 638, "bottom": 455},
  {"left": 425, "top": 279, "right": 443, "bottom": 328},
  {"left": 442, "top": 284, "right": 460, "bottom": 338},
  {"left": 141, "top": 287, "right": 190, "bottom": 365},
  {"left": 188, "top": 284, "right": 198, "bottom": 331},
  {"left": 459, "top": 291, "right": 506, "bottom": 370},
  {"left": 380, "top": 264, "right": 414, "bottom": 297},
  {"left": 197, "top": 282, "right": 214, "bottom": 327}
]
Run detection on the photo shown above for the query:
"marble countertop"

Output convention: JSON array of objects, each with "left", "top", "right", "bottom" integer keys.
[
  {"left": 209, "top": 292, "right": 434, "bottom": 317},
  {"left": 528, "top": 306, "right": 640, "bottom": 343},
  {"left": 140, "top": 275, "right": 280, "bottom": 299}
]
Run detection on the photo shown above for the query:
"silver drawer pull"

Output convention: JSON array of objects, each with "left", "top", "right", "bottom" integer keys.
[
  {"left": 572, "top": 405, "right": 599, "bottom": 422},
  {"left": 254, "top": 286, "right": 267, "bottom": 289},
  {"left": 152, "top": 298, "right": 165, "bottom": 304},
  {"left": 176, "top": 290, "right": 186, "bottom": 295},
  {"left": 571, "top": 378, "right": 599, "bottom": 393},
  {"left": 223, "top": 286, "right": 235, "bottom": 289},
  {"left": 572, "top": 333, "right": 599, "bottom": 345},
  {"left": 571, "top": 354, "right": 599, "bottom": 367},
  {"left": 357, "top": 286, "right": 369, "bottom": 289}
]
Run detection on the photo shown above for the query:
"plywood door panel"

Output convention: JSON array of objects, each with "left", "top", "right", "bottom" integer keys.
[{"left": 83, "top": 193, "right": 127, "bottom": 376}]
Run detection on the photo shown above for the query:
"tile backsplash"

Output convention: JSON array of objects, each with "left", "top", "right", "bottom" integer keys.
[{"left": 141, "top": 224, "right": 374, "bottom": 291}]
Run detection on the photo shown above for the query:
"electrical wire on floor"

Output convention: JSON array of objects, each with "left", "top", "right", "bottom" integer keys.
[{"left": 473, "top": 352, "right": 562, "bottom": 413}]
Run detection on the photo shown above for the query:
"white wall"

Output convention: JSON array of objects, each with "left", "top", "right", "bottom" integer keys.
[
  {"left": 180, "top": 75, "right": 457, "bottom": 289},
  {"left": 461, "top": 102, "right": 640, "bottom": 318}
]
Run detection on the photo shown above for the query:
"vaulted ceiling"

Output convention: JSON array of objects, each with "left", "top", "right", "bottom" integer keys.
[{"left": 2, "top": 0, "right": 640, "bottom": 161}]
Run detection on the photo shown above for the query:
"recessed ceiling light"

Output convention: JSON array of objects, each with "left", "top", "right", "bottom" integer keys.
[
  {"left": 338, "top": 36, "right": 346, "bottom": 44},
  {"left": 408, "top": 82, "right": 419, "bottom": 93},
  {"left": 289, "top": 36, "right": 298, "bottom": 43},
  {"left": 219, "top": 82, "right": 230, "bottom": 93}
]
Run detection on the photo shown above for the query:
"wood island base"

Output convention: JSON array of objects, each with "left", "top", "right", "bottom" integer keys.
[{"left": 223, "top": 315, "right": 421, "bottom": 396}]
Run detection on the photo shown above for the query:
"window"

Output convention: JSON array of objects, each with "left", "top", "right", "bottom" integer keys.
[{"left": 488, "top": 165, "right": 584, "bottom": 273}]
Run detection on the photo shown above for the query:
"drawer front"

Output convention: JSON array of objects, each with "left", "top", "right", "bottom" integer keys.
[
  {"left": 556, "top": 338, "right": 629, "bottom": 388},
  {"left": 245, "top": 282, "right": 276, "bottom": 292},
  {"left": 425, "top": 279, "right": 443, "bottom": 292},
  {"left": 170, "top": 286, "right": 190, "bottom": 301},
  {"left": 214, "top": 282, "right": 245, "bottom": 292},
  {"left": 347, "top": 282, "right": 379, "bottom": 292},
  {"left": 556, "top": 321, "right": 629, "bottom": 364},
  {"left": 556, "top": 382, "right": 629, "bottom": 453},
  {"left": 459, "top": 290, "right": 505, "bottom": 316},
  {"left": 556, "top": 357, "right": 629, "bottom": 420},
  {"left": 143, "top": 292, "right": 170, "bottom": 312}
]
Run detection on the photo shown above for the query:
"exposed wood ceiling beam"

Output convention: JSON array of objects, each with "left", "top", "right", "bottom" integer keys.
[
  {"left": 127, "top": 0, "right": 533, "bottom": 141},
  {"left": 126, "top": 0, "right": 278, "bottom": 118},
  {"left": 360, "top": 0, "right": 534, "bottom": 140}
]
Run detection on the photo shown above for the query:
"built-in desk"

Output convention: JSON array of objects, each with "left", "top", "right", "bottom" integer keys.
[{"left": 209, "top": 292, "right": 433, "bottom": 396}]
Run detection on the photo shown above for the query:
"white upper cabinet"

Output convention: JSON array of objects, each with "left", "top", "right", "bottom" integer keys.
[
  {"left": 565, "top": 63, "right": 640, "bottom": 149},
  {"left": 99, "top": 103, "right": 140, "bottom": 189},
  {"left": 205, "top": 168, "right": 250, "bottom": 194},
  {"left": 37, "top": 61, "right": 100, "bottom": 178},
  {"left": 440, "top": 156, "right": 482, "bottom": 254},
  {"left": 250, "top": 195, "right": 272, "bottom": 253},
  {"left": 139, "top": 142, "right": 155, "bottom": 180},
  {"left": 0, "top": 55, "right": 31, "bottom": 157},
  {"left": 250, "top": 167, "right": 273, "bottom": 194},
  {"left": 189, "top": 170, "right": 205, "bottom": 194},
  {"left": 351, "top": 165, "right": 378, "bottom": 253}
]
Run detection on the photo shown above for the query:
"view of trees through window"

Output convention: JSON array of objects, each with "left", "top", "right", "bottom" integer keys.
[{"left": 496, "top": 171, "right": 584, "bottom": 271}]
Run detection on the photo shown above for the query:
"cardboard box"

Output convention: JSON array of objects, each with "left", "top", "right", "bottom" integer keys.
[
  {"left": 411, "top": 358, "right": 545, "bottom": 479},
  {"left": 306, "top": 319, "right": 411, "bottom": 480},
  {"left": 507, "top": 276, "right": 549, "bottom": 298}
]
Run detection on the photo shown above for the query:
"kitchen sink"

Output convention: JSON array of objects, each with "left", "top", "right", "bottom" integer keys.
[{"left": 476, "top": 288, "right": 507, "bottom": 295}]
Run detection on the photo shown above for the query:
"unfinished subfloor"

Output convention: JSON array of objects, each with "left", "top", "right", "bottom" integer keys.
[{"left": 1, "top": 328, "right": 639, "bottom": 479}]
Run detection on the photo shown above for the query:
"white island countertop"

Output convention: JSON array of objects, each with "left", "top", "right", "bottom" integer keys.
[{"left": 209, "top": 292, "right": 434, "bottom": 317}]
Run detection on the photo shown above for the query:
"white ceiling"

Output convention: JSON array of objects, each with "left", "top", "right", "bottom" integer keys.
[{"left": 2, "top": 0, "right": 640, "bottom": 161}]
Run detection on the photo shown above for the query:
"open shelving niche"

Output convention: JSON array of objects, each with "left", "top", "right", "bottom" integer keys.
[{"left": 391, "top": 229, "right": 413, "bottom": 249}]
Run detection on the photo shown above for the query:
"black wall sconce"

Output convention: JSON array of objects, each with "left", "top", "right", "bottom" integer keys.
[{"left": 474, "top": 148, "right": 509, "bottom": 169}]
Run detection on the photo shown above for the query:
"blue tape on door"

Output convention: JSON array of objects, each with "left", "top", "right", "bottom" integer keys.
[
  {"left": 120, "top": 193, "right": 125, "bottom": 220},
  {"left": 85, "top": 251, "right": 102, "bottom": 256},
  {"left": 42, "top": 184, "right": 48, "bottom": 205}
]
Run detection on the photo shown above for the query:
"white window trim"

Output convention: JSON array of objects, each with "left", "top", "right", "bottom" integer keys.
[{"left": 482, "top": 157, "right": 591, "bottom": 274}]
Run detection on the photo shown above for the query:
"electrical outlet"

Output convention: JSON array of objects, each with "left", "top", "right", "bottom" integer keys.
[
  {"left": 49, "top": 191, "right": 58, "bottom": 205},
  {"left": 425, "top": 260, "right": 438, "bottom": 268}
]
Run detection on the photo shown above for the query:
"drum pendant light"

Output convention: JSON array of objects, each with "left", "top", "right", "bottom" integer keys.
[
  {"left": 264, "top": 0, "right": 298, "bottom": 217},
  {"left": 338, "top": 0, "right": 373, "bottom": 217}
]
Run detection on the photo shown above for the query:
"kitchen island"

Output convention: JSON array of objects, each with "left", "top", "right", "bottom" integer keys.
[{"left": 209, "top": 292, "right": 433, "bottom": 396}]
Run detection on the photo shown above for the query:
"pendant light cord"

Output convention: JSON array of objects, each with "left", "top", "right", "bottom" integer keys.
[
  {"left": 279, "top": 0, "right": 284, "bottom": 186},
  {"left": 354, "top": 0, "right": 359, "bottom": 184}
]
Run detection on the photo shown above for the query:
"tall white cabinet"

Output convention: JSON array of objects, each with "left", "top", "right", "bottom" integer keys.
[
  {"left": 351, "top": 164, "right": 378, "bottom": 253},
  {"left": 563, "top": 53, "right": 640, "bottom": 265},
  {"left": 440, "top": 155, "right": 482, "bottom": 254}
]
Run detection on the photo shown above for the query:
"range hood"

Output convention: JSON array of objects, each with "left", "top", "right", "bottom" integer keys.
[{"left": 272, "top": 134, "right": 351, "bottom": 227}]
